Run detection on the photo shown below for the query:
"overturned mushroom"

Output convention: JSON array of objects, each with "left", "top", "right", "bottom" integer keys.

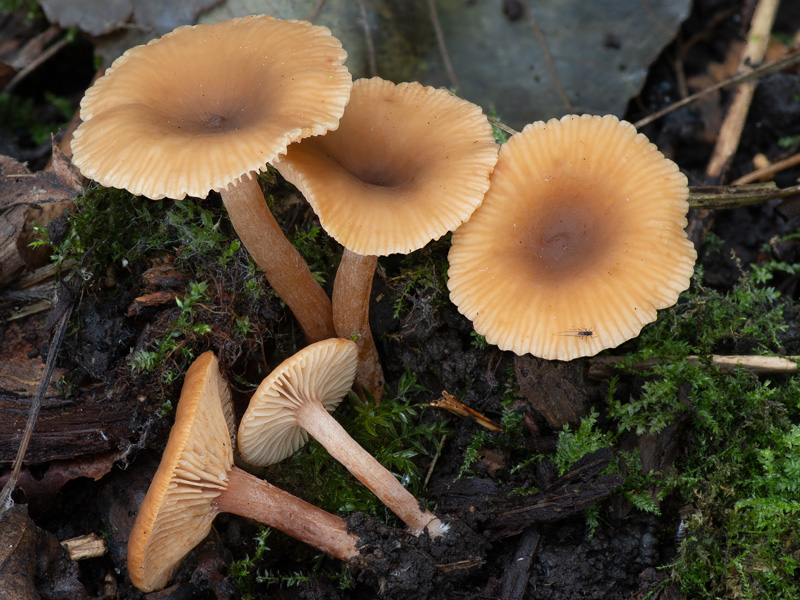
[
  {"left": 274, "top": 77, "right": 498, "bottom": 397},
  {"left": 127, "top": 351, "right": 359, "bottom": 593},
  {"left": 238, "top": 338, "right": 447, "bottom": 538},
  {"left": 71, "top": 15, "right": 353, "bottom": 343},
  {"left": 448, "top": 114, "right": 697, "bottom": 360}
]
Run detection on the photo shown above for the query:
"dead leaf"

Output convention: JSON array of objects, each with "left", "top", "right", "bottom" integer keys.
[
  {"left": 202, "top": 0, "right": 692, "bottom": 129},
  {"left": 39, "top": 0, "right": 133, "bottom": 37},
  {"left": 0, "top": 505, "right": 38, "bottom": 600}
]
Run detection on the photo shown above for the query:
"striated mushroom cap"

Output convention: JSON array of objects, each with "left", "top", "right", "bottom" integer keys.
[
  {"left": 448, "top": 114, "right": 697, "bottom": 361},
  {"left": 238, "top": 338, "right": 358, "bottom": 466},
  {"left": 239, "top": 338, "right": 358, "bottom": 466},
  {"left": 127, "top": 352, "right": 234, "bottom": 592},
  {"left": 273, "top": 77, "right": 499, "bottom": 256},
  {"left": 71, "top": 15, "right": 352, "bottom": 200}
]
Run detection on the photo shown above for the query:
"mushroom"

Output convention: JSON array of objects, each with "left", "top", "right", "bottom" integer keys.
[
  {"left": 237, "top": 338, "right": 447, "bottom": 538},
  {"left": 71, "top": 15, "right": 353, "bottom": 343},
  {"left": 273, "top": 77, "right": 498, "bottom": 397},
  {"left": 127, "top": 351, "right": 359, "bottom": 593},
  {"left": 447, "top": 114, "right": 697, "bottom": 360}
]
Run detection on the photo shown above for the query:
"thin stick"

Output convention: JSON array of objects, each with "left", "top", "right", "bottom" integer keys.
[
  {"left": 358, "top": 0, "right": 377, "bottom": 77},
  {"left": 633, "top": 49, "right": 800, "bottom": 130},
  {"left": 705, "top": 0, "right": 780, "bottom": 183},
  {"left": 0, "top": 307, "right": 71, "bottom": 514},
  {"left": 427, "top": 0, "right": 461, "bottom": 95},
  {"left": 423, "top": 434, "right": 447, "bottom": 489},
  {"left": 521, "top": 1, "right": 573, "bottom": 111},
  {"left": 588, "top": 354, "right": 799, "bottom": 379},
  {"left": 6, "top": 36, "right": 69, "bottom": 93},
  {"left": 731, "top": 151, "right": 800, "bottom": 185},
  {"left": 488, "top": 115, "right": 519, "bottom": 137},
  {"left": 687, "top": 182, "right": 800, "bottom": 210}
]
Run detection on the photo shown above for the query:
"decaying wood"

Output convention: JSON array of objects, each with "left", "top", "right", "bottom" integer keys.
[
  {"left": 0, "top": 389, "right": 133, "bottom": 468},
  {"left": 499, "top": 527, "right": 540, "bottom": 599},
  {"left": 515, "top": 355, "right": 588, "bottom": 427},
  {"left": 61, "top": 533, "right": 107, "bottom": 561},
  {"left": 488, "top": 448, "right": 622, "bottom": 540},
  {"left": 588, "top": 354, "right": 799, "bottom": 379},
  {"left": 0, "top": 296, "right": 72, "bottom": 511}
]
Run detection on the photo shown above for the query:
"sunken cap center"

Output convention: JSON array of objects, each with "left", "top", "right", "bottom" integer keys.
[{"left": 518, "top": 187, "right": 620, "bottom": 282}]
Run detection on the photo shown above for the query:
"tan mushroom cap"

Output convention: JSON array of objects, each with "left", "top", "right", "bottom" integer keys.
[
  {"left": 273, "top": 77, "right": 498, "bottom": 256},
  {"left": 238, "top": 338, "right": 358, "bottom": 465},
  {"left": 448, "top": 114, "right": 697, "bottom": 361},
  {"left": 127, "top": 351, "right": 234, "bottom": 592},
  {"left": 71, "top": 15, "right": 352, "bottom": 200}
]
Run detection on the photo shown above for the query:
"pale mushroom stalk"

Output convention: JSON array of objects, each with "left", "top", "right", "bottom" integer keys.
[
  {"left": 332, "top": 249, "right": 383, "bottom": 397},
  {"left": 274, "top": 78, "right": 498, "bottom": 400},
  {"left": 213, "top": 466, "right": 357, "bottom": 562},
  {"left": 292, "top": 392, "right": 446, "bottom": 537},
  {"left": 238, "top": 339, "right": 448, "bottom": 540},
  {"left": 221, "top": 176, "right": 335, "bottom": 342}
]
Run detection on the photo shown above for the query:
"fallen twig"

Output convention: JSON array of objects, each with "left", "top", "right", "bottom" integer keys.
[
  {"left": 687, "top": 182, "right": 800, "bottom": 209},
  {"left": 588, "top": 354, "right": 799, "bottom": 380},
  {"left": 731, "top": 152, "right": 800, "bottom": 185},
  {"left": 357, "top": 0, "right": 377, "bottom": 77},
  {"left": 705, "top": 0, "right": 780, "bottom": 183},
  {"left": 0, "top": 278, "right": 78, "bottom": 514},
  {"left": 431, "top": 391, "right": 502, "bottom": 432},
  {"left": 427, "top": 0, "right": 461, "bottom": 95},
  {"left": 632, "top": 49, "right": 800, "bottom": 130}
]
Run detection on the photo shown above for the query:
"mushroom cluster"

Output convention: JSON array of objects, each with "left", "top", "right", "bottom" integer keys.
[
  {"left": 70, "top": 12, "right": 698, "bottom": 595},
  {"left": 274, "top": 77, "right": 498, "bottom": 397}
]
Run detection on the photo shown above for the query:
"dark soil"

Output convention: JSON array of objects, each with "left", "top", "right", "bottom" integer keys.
[{"left": 2, "top": 0, "right": 800, "bottom": 599}]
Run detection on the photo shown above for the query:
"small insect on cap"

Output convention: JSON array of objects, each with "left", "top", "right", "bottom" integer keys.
[
  {"left": 272, "top": 77, "right": 499, "bottom": 256},
  {"left": 71, "top": 15, "right": 352, "bottom": 200},
  {"left": 447, "top": 114, "right": 696, "bottom": 361}
]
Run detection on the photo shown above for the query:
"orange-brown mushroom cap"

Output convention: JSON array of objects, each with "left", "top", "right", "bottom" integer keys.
[
  {"left": 447, "top": 114, "right": 697, "bottom": 361},
  {"left": 71, "top": 15, "right": 352, "bottom": 200},
  {"left": 238, "top": 338, "right": 359, "bottom": 466},
  {"left": 127, "top": 351, "right": 234, "bottom": 592},
  {"left": 273, "top": 77, "right": 499, "bottom": 256}
]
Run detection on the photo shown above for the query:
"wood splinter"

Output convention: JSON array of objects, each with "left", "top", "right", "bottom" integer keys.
[
  {"left": 61, "top": 532, "right": 107, "bottom": 561},
  {"left": 431, "top": 391, "right": 502, "bottom": 432}
]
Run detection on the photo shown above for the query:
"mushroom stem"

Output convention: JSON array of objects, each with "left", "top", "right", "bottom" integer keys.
[
  {"left": 220, "top": 174, "right": 336, "bottom": 343},
  {"left": 215, "top": 466, "right": 359, "bottom": 562},
  {"left": 295, "top": 399, "right": 446, "bottom": 538},
  {"left": 332, "top": 249, "right": 385, "bottom": 399}
]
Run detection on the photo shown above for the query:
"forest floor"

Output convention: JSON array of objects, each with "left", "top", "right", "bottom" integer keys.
[{"left": 2, "top": 1, "right": 800, "bottom": 599}]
